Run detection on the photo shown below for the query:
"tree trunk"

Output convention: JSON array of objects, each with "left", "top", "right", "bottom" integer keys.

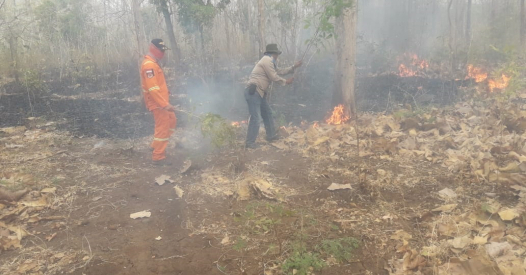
[
  {"left": 132, "top": 0, "right": 146, "bottom": 57},
  {"left": 466, "top": 0, "right": 472, "bottom": 45},
  {"left": 159, "top": 0, "right": 181, "bottom": 67},
  {"left": 257, "top": 0, "right": 265, "bottom": 56},
  {"left": 8, "top": 30, "right": 19, "bottom": 84},
  {"left": 333, "top": 2, "right": 357, "bottom": 116},
  {"left": 521, "top": 0, "right": 525, "bottom": 47}
]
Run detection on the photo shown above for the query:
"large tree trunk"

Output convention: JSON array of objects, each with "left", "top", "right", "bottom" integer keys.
[
  {"left": 466, "top": 0, "right": 472, "bottom": 45},
  {"left": 257, "top": 0, "right": 266, "bottom": 56},
  {"left": 159, "top": 0, "right": 181, "bottom": 67},
  {"left": 333, "top": 2, "right": 358, "bottom": 116},
  {"left": 521, "top": 0, "right": 525, "bottom": 47}
]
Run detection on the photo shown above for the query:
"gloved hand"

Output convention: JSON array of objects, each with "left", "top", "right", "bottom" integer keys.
[{"left": 286, "top": 77, "right": 294, "bottom": 85}]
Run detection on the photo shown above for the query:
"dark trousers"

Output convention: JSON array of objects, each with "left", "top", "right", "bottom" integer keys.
[{"left": 245, "top": 88, "right": 276, "bottom": 145}]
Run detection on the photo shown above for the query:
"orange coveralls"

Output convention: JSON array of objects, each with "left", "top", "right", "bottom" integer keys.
[{"left": 140, "top": 55, "right": 177, "bottom": 161}]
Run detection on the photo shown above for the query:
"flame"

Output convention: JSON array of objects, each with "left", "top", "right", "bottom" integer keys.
[
  {"left": 488, "top": 74, "right": 511, "bottom": 92},
  {"left": 326, "top": 105, "right": 350, "bottom": 125},
  {"left": 466, "top": 65, "right": 511, "bottom": 92},
  {"left": 398, "top": 64, "right": 416, "bottom": 77},
  {"left": 398, "top": 54, "right": 429, "bottom": 77},
  {"left": 466, "top": 65, "right": 488, "bottom": 83},
  {"left": 313, "top": 122, "right": 319, "bottom": 128},
  {"left": 231, "top": 120, "right": 247, "bottom": 127}
]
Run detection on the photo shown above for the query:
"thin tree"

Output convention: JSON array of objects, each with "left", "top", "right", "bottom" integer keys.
[
  {"left": 156, "top": 0, "right": 181, "bottom": 67},
  {"left": 257, "top": 0, "right": 265, "bottom": 56},
  {"left": 521, "top": 0, "right": 525, "bottom": 47},
  {"left": 466, "top": 0, "right": 472, "bottom": 45},
  {"left": 334, "top": 1, "right": 358, "bottom": 116}
]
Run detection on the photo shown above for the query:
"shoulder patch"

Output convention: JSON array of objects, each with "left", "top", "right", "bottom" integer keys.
[{"left": 145, "top": 69, "right": 154, "bottom": 79}]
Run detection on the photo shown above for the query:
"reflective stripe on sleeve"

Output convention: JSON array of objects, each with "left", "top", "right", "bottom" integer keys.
[
  {"left": 148, "top": 86, "right": 160, "bottom": 92},
  {"left": 153, "top": 137, "right": 169, "bottom": 141}
]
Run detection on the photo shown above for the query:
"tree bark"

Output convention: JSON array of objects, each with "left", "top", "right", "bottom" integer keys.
[
  {"left": 333, "top": 1, "right": 357, "bottom": 116},
  {"left": 257, "top": 0, "right": 265, "bottom": 56},
  {"left": 159, "top": 0, "right": 181, "bottom": 67},
  {"left": 466, "top": 0, "right": 472, "bottom": 45},
  {"left": 521, "top": 0, "right": 525, "bottom": 47}
]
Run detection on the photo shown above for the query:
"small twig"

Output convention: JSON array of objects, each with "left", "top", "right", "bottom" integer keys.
[{"left": 155, "top": 255, "right": 186, "bottom": 261}]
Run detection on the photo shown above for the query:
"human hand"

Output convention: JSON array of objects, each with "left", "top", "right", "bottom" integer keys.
[
  {"left": 294, "top": 60, "right": 303, "bottom": 68},
  {"left": 286, "top": 77, "right": 294, "bottom": 85}
]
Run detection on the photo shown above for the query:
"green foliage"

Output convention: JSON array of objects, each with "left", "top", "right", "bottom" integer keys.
[
  {"left": 166, "top": 0, "right": 229, "bottom": 33},
  {"left": 282, "top": 250, "right": 326, "bottom": 275},
  {"left": 303, "top": 0, "right": 355, "bottom": 49},
  {"left": 199, "top": 113, "right": 236, "bottom": 148},
  {"left": 317, "top": 237, "right": 359, "bottom": 263}
]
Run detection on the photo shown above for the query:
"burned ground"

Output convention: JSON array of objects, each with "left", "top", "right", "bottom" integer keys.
[{"left": 0, "top": 70, "right": 523, "bottom": 275}]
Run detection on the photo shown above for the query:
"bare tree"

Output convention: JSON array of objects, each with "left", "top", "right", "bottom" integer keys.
[
  {"left": 466, "top": 0, "right": 472, "bottom": 45},
  {"left": 258, "top": 0, "right": 265, "bottom": 56},
  {"left": 521, "top": 0, "right": 525, "bottom": 47}
]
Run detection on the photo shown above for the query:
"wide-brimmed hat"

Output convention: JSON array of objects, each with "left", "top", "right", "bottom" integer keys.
[
  {"left": 265, "top": 44, "right": 282, "bottom": 55},
  {"left": 151, "top": 39, "right": 170, "bottom": 52}
]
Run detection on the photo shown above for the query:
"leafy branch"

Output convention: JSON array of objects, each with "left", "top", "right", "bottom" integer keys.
[{"left": 303, "top": 0, "right": 354, "bottom": 54}]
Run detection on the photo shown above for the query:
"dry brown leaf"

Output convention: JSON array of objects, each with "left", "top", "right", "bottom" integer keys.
[
  {"left": 449, "top": 236, "right": 473, "bottom": 249},
  {"left": 20, "top": 195, "right": 49, "bottom": 207},
  {"left": 130, "top": 210, "right": 151, "bottom": 219},
  {"left": 439, "top": 188, "right": 458, "bottom": 200},
  {"left": 432, "top": 204, "right": 458, "bottom": 213},
  {"left": 485, "top": 242, "right": 512, "bottom": 259},
  {"left": 391, "top": 230, "right": 412, "bottom": 241},
  {"left": 327, "top": 183, "right": 352, "bottom": 191},
  {"left": 473, "top": 236, "right": 489, "bottom": 245},
  {"left": 498, "top": 208, "right": 520, "bottom": 221},
  {"left": 155, "top": 175, "right": 173, "bottom": 186},
  {"left": 174, "top": 186, "right": 184, "bottom": 198},
  {"left": 0, "top": 236, "right": 21, "bottom": 250},
  {"left": 437, "top": 255, "right": 501, "bottom": 275},
  {"left": 402, "top": 250, "right": 426, "bottom": 271}
]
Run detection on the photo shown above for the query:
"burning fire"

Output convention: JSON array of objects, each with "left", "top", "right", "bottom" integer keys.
[
  {"left": 326, "top": 105, "right": 350, "bottom": 125},
  {"left": 398, "top": 54, "right": 429, "bottom": 77},
  {"left": 488, "top": 74, "right": 511, "bottom": 93},
  {"left": 466, "top": 65, "right": 511, "bottom": 92},
  {"left": 313, "top": 122, "right": 319, "bottom": 128},
  {"left": 231, "top": 121, "right": 247, "bottom": 127},
  {"left": 466, "top": 65, "right": 488, "bottom": 83}
]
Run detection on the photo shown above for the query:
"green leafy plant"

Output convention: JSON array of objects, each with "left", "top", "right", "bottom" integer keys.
[
  {"left": 199, "top": 113, "right": 236, "bottom": 148},
  {"left": 282, "top": 250, "right": 326, "bottom": 275},
  {"left": 317, "top": 237, "right": 359, "bottom": 263}
]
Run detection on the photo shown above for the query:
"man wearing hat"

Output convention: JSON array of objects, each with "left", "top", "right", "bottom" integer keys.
[
  {"left": 245, "top": 44, "right": 302, "bottom": 149},
  {"left": 140, "top": 39, "right": 176, "bottom": 165}
]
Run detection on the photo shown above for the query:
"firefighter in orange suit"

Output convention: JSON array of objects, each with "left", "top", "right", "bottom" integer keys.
[{"left": 140, "top": 39, "right": 176, "bottom": 165}]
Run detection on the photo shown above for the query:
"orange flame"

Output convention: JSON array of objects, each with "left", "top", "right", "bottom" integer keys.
[
  {"left": 466, "top": 65, "right": 511, "bottom": 92},
  {"left": 326, "top": 105, "right": 350, "bottom": 125},
  {"left": 231, "top": 120, "right": 247, "bottom": 127},
  {"left": 488, "top": 74, "right": 511, "bottom": 93},
  {"left": 313, "top": 122, "right": 319, "bottom": 128},
  {"left": 466, "top": 65, "right": 488, "bottom": 83},
  {"left": 398, "top": 54, "right": 429, "bottom": 77},
  {"left": 398, "top": 64, "right": 416, "bottom": 77}
]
